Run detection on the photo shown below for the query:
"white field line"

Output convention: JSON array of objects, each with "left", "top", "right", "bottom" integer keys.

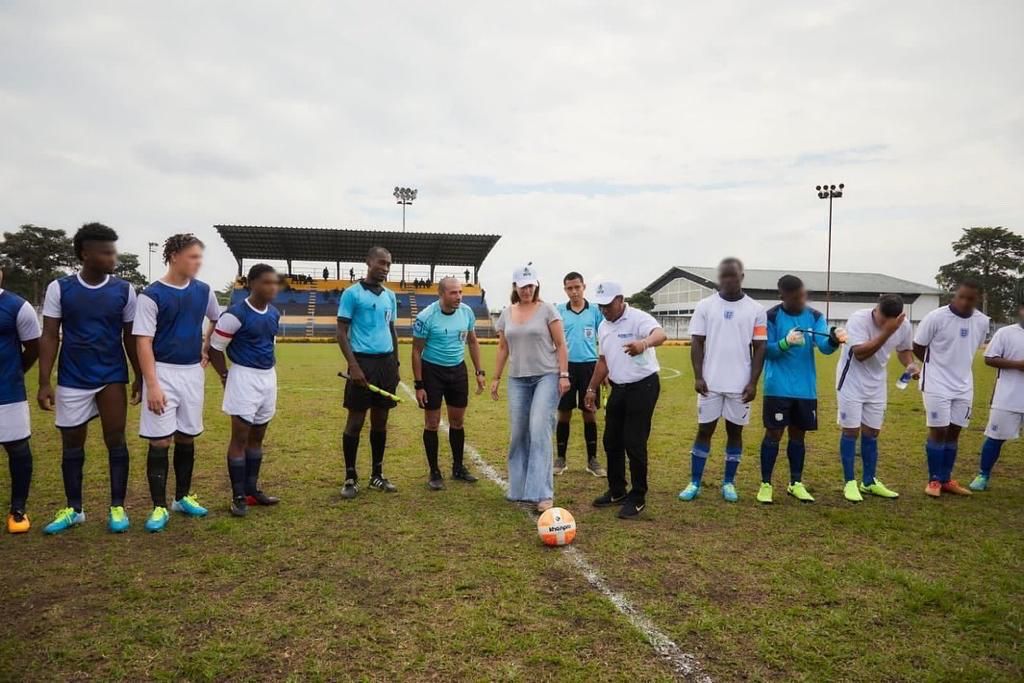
[
  {"left": 659, "top": 366, "right": 683, "bottom": 380},
  {"left": 398, "top": 381, "right": 710, "bottom": 682}
]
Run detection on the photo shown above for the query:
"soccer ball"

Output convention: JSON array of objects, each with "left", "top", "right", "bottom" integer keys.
[{"left": 537, "top": 507, "right": 576, "bottom": 547}]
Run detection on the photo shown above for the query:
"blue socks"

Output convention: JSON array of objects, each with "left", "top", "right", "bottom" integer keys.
[
  {"left": 787, "top": 440, "right": 806, "bottom": 483},
  {"left": 724, "top": 447, "right": 742, "bottom": 484},
  {"left": 925, "top": 440, "right": 944, "bottom": 482},
  {"left": 980, "top": 438, "right": 1004, "bottom": 477},
  {"left": 943, "top": 442, "right": 959, "bottom": 481},
  {"left": 861, "top": 435, "right": 878, "bottom": 486},
  {"left": 759, "top": 439, "right": 780, "bottom": 484},
  {"left": 691, "top": 443, "right": 709, "bottom": 484},
  {"left": 839, "top": 434, "right": 857, "bottom": 482}
]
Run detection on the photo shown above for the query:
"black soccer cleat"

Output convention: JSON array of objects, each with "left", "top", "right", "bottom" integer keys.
[
  {"left": 246, "top": 490, "right": 280, "bottom": 506},
  {"left": 452, "top": 467, "right": 478, "bottom": 483},
  {"left": 617, "top": 499, "right": 646, "bottom": 519},
  {"left": 341, "top": 478, "right": 359, "bottom": 500},
  {"left": 428, "top": 472, "right": 445, "bottom": 491},
  {"left": 369, "top": 476, "right": 398, "bottom": 493},
  {"left": 230, "top": 496, "right": 248, "bottom": 518},
  {"left": 592, "top": 490, "right": 628, "bottom": 508}
]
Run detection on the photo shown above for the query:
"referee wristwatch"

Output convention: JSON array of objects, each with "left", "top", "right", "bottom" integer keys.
[
  {"left": 475, "top": 369, "right": 486, "bottom": 377},
  {"left": 559, "top": 372, "right": 570, "bottom": 379}
]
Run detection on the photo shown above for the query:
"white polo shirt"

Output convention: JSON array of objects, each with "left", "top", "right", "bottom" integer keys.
[
  {"left": 914, "top": 305, "right": 989, "bottom": 397},
  {"left": 985, "top": 323, "right": 1024, "bottom": 413},
  {"left": 597, "top": 305, "right": 661, "bottom": 384}
]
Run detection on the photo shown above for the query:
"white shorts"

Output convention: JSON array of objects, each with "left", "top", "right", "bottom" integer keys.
[
  {"left": 922, "top": 392, "right": 972, "bottom": 428},
  {"left": 140, "top": 362, "right": 206, "bottom": 439},
  {"left": 223, "top": 365, "right": 277, "bottom": 425},
  {"left": 697, "top": 391, "right": 751, "bottom": 425},
  {"left": 0, "top": 401, "right": 31, "bottom": 443},
  {"left": 984, "top": 408, "right": 1023, "bottom": 441},
  {"left": 837, "top": 396, "right": 886, "bottom": 430},
  {"left": 55, "top": 384, "right": 106, "bottom": 429}
]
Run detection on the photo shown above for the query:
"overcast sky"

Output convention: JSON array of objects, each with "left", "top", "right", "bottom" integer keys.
[{"left": 1, "top": 1, "right": 1021, "bottom": 302}]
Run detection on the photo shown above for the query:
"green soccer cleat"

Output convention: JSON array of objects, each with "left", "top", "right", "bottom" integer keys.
[
  {"left": 43, "top": 507, "right": 85, "bottom": 535},
  {"left": 677, "top": 482, "right": 701, "bottom": 501},
  {"left": 756, "top": 482, "right": 773, "bottom": 504},
  {"left": 145, "top": 506, "right": 169, "bottom": 533},
  {"left": 860, "top": 479, "right": 899, "bottom": 498},
  {"left": 787, "top": 482, "right": 815, "bottom": 503},
  {"left": 721, "top": 483, "right": 739, "bottom": 503},
  {"left": 969, "top": 474, "right": 989, "bottom": 492},
  {"left": 107, "top": 506, "right": 130, "bottom": 533},
  {"left": 843, "top": 480, "right": 863, "bottom": 503},
  {"left": 171, "top": 494, "right": 208, "bottom": 517}
]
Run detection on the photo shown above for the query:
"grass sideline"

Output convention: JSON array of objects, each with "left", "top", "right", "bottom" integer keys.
[{"left": 0, "top": 345, "right": 1020, "bottom": 681}]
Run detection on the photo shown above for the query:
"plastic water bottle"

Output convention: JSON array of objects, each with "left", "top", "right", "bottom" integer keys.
[{"left": 895, "top": 370, "right": 912, "bottom": 390}]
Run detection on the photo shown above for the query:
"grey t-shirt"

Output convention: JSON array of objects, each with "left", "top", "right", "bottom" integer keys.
[{"left": 496, "top": 302, "right": 561, "bottom": 378}]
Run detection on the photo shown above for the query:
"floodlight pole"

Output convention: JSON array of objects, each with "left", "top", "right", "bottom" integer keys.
[
  {"left": 816, "top": 183, "right": 844, "bottom": 321},
  {"left": 147, "top": 241, "right": 159, "bottom": 283},
  {"left": 393, "top": 186, "right": 417, "bottom": 284}
]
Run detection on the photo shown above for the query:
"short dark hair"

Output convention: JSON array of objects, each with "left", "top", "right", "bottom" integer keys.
[
  {"left": 719, "top": 256, "right": 744, "bottom": 272},
  {"left": 957, "top": 278, "right": 981, "bottom": 292},
  {"left": 367, "top": 246, "right": 390, "bottom": 262},
  {"left": 878, "top": 293, "right": 904, "bottom": 318},
  {"left": 73, "top": 222, "right": 118, "bottom": 260},
  {"left": 563, "top": 271, "right": 584, "bottom": 285},
  {"left": 162, "top": 233, "right": 204, "bottom": 264},
  {"left": 777, "top": 274, "right": 803, "bottom": 293},
  {"left": 247, "top": 263, "right": 277, "bottom": 284}
]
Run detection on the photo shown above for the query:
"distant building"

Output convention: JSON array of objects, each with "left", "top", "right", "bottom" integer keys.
[{"left": 645, "top": 266, "right": 944, "bottom": 339}]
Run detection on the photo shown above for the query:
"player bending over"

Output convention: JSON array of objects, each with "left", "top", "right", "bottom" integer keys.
[
  {"left": 38, "top": 223, "right": 141, "bottom": 534},
  {"left": 134, "top": 234, "right": 221, "bottom": 532},
  {"left": 585, "top": 282, "right": 666, "bottom": 519},
  {"left": 835, "top": 294, "right": 917, "bottom": 502},
  {"left": 0, "top": 268, "right": 41, "bottom": 533},
  {"left": 757, "top": 275, "right": 845, "bottom": 504},
  {"left": 555, "top": 272, "right": 606, "bottom": 477},
  {"left": 412, "top": 277, "right": 485, "bottom": 490},
  {"left": 207, "top": 264, "right": 282, "bottom": 516},
  {"left": 913, "top": 280, "right": 989, "bottom": 497},
  {"left": 970, "top": 288, "right": 1024, "bottom": 491},
  {"left": 336, "top": 246, "right": 401, "bottom": 499},
  {"left": 678, "top": 258, "right": 767, "bottom": 503}
]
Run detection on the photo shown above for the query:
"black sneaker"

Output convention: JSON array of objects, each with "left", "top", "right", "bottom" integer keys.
[
  {"left": 230, "top": 496, "right": 248, "bottom": 517},
  {"left": 452, "top": 467, "right": 478, "bottom": 483},
  {"left": 428, "top": 472, "right": 445, "bottom": 491},
  {"left": 369, "top": 475, "right": 398, "bottom": 493},
  {"left": 246, "top": 490, "right": 280, "bottom": 506},
  {"left": 592, "top": 490, "right": 627, "bottom": 508},
  {"left": 341, "top": 478, "right": 359, "bottom": 500},
  {"left": 617, "top": 499, "right": 646, "bottom": 519}
]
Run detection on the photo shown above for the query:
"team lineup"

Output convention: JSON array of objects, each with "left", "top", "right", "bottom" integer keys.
[{"left": 1, "top": 223, "right": 1022, "bottom": 534}]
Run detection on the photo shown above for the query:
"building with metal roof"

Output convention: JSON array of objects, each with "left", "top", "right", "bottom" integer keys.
[{"left": 645, "top": 266, "right": 944, "bottom": 339}]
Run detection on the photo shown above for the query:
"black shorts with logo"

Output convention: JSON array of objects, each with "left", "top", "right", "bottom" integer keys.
[
  {"left": 558, "top": 361, "right": 599, "bottom": 411},
  {"left": 763, "top": 396, "right": 818, "bottom": 431},
  {"left": 421, "top": 359, "right": 469, "bottom": 410},
  {"left": 344, "top": 353, "right": 400, "bottom": 411}
]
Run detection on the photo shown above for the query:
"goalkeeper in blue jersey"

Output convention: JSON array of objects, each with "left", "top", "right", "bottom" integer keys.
[{"left": 757, "top": 275, "right": 846, "bottom": 503}]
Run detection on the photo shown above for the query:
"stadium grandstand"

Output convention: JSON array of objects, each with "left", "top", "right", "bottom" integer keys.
[{"left": 215, "top": 225, "right": 501, "bottom": 338}]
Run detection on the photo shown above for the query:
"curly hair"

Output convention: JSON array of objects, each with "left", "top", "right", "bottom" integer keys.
[
  {"left": 247, "top": 263, "right": 277, "bottom": 285},
  {"left": 73, "top": 222, "right": 118, "bottom": 260},
  {"left": 162, "top": 233, "right": 205, "bottom": 264}
]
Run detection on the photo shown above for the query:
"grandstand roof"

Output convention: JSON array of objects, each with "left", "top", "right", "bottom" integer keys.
[
  {"left": 646, "top": 266, "right": 943, "bottom": 295},
  {"left": 214, "top": 225, "right": 501, "bottom": 268}
]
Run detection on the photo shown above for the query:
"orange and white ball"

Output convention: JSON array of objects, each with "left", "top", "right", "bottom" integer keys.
[{"left": 537, "top": 507, "right": 576, "bottom": 546}]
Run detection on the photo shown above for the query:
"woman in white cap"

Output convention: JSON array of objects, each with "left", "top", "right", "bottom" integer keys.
[{"left": 491, "top": 263, "right": 570, "bottom": 512}]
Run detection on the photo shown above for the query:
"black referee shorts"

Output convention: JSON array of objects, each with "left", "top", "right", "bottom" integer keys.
[
  {"left": 344, "top": 353, "right": 399, "bottom": 411},
  {"left": 558, "top": 361, "right": 599, "bottom": 411},
  {"left": 763, "top": 396, "right": 819, "bottom": 431},
  {"left": 421, "top": 360, "right": 469, "bottom": 410}
]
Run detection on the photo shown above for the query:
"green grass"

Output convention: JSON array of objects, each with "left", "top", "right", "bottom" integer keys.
[{"left": 1, "top": 345, "right": 1022, "bottom": 681}]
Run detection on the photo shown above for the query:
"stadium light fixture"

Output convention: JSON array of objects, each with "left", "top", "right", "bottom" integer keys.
[
  {"left": 147, "top": 241, "right": 159, "bottom": 283},
  {"left": 815, "top": 183, "right": 844, "bottom": 321},
  {"left": 393, "top": 186, "right": 418, "bottom": 282}
]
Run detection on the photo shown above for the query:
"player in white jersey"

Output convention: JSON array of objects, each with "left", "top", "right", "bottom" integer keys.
[
  {"left": 913, "top": 281, "right": 989, "bottom": 497},
  {"left": 835, "top": 295, "right": 918, "bottom": 502},
  {"left": 678, "top": 258, "right": 767, "bottom": 503},
  {"left": 970, "top": 292, "right": 1024, "bottom": 491}
]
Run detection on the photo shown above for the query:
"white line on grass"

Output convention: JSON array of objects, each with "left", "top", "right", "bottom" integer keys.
[
  {"left": 398, "top": 381, "right": 710, "bottom": 682},
  {"left": 659, "top": 366, "right": 683, "bottom": 381}
]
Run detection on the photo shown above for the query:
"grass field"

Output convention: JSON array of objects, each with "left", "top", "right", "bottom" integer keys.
[{"left": 1, "top": 344, "right": 1022, "bottom": 682}]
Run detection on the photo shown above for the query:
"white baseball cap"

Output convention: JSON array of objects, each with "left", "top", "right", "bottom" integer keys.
[
  {"left": 513, "top": 263, "right": 539, "bottom": 288},
  {"left": 591, "top": 281, "right": 624, "bottom": 305}
]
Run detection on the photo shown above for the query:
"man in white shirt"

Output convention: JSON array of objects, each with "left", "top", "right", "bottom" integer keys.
[
  {"left": 678, "top": 258, "right": 767, "bottom": 503},
  {"left": 970, "top": 294, "right": 1024, "bottom": 491},
  {"left": 913, "top": 280, "right": 989, "bottom": 497},
  {"left": 835, "top": 294, "right": 917, "bottom": 502},
  {"left": 583, "top": 282, "right": 666, "bottom": 519}
]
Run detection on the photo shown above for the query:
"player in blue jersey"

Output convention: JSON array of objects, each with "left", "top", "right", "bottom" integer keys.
[
  {"left": 0, "top": 268, "right": 41, "bottom": 533},
  {"left": 336, "top": 246, "right": 401, "bottom": 499},
  {"left": 207, "top": 264, "right": 282, "bottom": 517},
  {"left": 37, "top": 223, "right": 142, "bottom": 535},
  {"left": 134, "top": 234, "right": 221, "bottom": 532},
  {"left": 412, "top": 277, "right": 486, "bottom": 490},
  {"left": 555, "top": 272, "right": 606, "bottom": 477},
  {"left": 757, "top": 275, "right": 846, "bottom": 504}
]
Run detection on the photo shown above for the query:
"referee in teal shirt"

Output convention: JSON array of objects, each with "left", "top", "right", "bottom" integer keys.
[{"left": 556, "top": 272, "right": 606, "bottom": 477}]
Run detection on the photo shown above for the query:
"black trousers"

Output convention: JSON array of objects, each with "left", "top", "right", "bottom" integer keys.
[{"left": 603, "top": 373, "right": 660, "bottom": 500}]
